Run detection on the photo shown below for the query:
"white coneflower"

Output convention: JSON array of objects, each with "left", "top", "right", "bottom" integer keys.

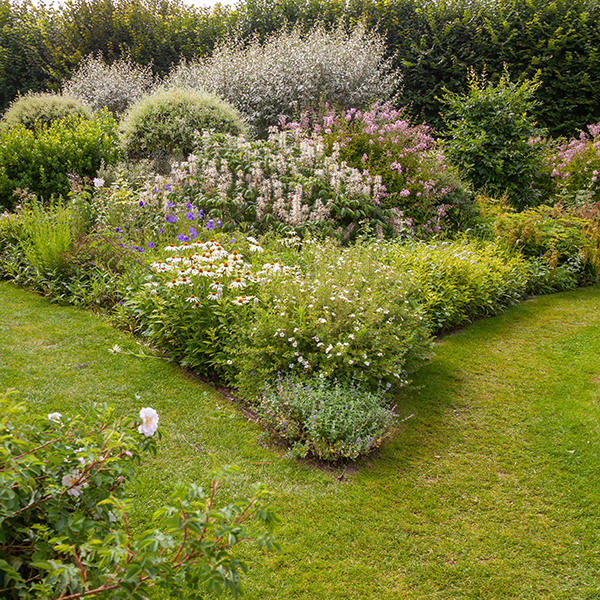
[{"left": 229, "top": 277, "right": 247, "bottom": 289}]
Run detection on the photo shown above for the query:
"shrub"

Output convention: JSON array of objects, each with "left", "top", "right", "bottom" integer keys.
[
  {"left": 442, "top": 70, "right": 547, "bottom": 210},
  {"left": 0, "top": 391, "right": 278, "bottom": 599},
  {"left": 287, "top": 102, "right": 475, "bottom": 237},
  {"left": 164, "top": 22, "right": 397, "bottom": 137},
  {"left": 233, "top": 239, "right": 431, "bottom": 398},
  {"left": 382, "top": 237, "right": 529, "bottom": 332},
  {"left": 62, "top": 54, "right": 155, "bottom": 117},
  {"left": 490, "top": 203, "right": 600, "bottom": 291},
  {"left": 258, "top": 376, "right": 398, "bottom": 460},
  {"left": 545, "top": 123, "right": 600, "bottom": 207},
  {"left": 1, "top": 92, "right": 92, "bottom": 129},
  {"left": 0, "top": 110, "right": 121, "bottom": 210},
  {"left": 166, "top": 129, "right": 394, "bottom": 241},
  {"left": 119, "top": 88, "right": 247, "bottom": 162}
]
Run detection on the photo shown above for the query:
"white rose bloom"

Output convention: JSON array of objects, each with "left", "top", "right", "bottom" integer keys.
[
  {"left": 138, "top": 407, "right": 159, "bottom": 436},
  {"left": 93, "top": 177, "right": 105, "bottom": 188},
  {"left": 62, "top": 471, "right": 88, "bottom": 497},
  {"left": 48, "top": 412, "right": 62, "bottom": 422}
]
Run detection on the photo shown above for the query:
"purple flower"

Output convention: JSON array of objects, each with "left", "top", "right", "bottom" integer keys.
[
  {"left": 165, "top": 214, "right": 177, "bottom": 224},
  {"left": 167, "top": 201, "right": 174, "bottom": 208},
  {"left": 118, "top": 243, "right": 124, "bottom": 248},
  {"left": 139, "top": 200, "right": 144, "bottom": 207},
  {"left": 158, "top": 228, "right": 164, "bottom": 234},
  {"left": 185, "top": 212, "right": 195, "bottom": 221},
  {"left": 137, "top": 246, "right": 144, "bottom": 253},
  {"left": 198, "top": 208, "right": 204, "bottom": 219},
  {"left": 206, "top": 219, "right": 215, "bottom": 230},
  {"left": 217, "top": 220, "right": 222, "bottom": 227},
  {"left": 177, "top": 234, "right": 189, "bottom": 242},
  {"left": 146, "top": 242, "right": 154, "bottom": 249},
  {"left": 153, "top": 186, "right": 159, "bottom": 193},
  {"left": 189, "top": 227, "right": 197, "bottom": 239},
  {"left": 186, "top": 202, "right": 194, "bottom": 210},
  {"left": 165, "top": 184, "right": 172, "bottom": 191},
  {"left": 115, "top": 227, "right": 120, "bottom": 233}
]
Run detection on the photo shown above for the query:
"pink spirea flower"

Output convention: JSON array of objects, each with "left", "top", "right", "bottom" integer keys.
[{"left": 138, "top": 407, "right": 159, "bottom": 436}]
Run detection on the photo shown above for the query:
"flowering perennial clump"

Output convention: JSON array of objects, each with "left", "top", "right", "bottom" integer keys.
[
  {"left": 286, "top": 102, "right": 474, "bottom": 237},
  {"left": 164, "top": 129, "right": 393, "bottom": 240},
  {"left": 546, "top": 123, "right": 600, "bottom": 205}
]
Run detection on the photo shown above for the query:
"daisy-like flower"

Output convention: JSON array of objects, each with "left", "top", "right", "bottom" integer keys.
[
  {"left": 186, "top": 294, "right": 199, "bottom": 303},
  {"left": 233, "top": 295, "right": 254, "bottom": 305},
  {"left": 208, "top": 290, "right": 221, "bottom": 301},
  {"left": 62, "top": 470, "right": 88, "bottom": 497},
  {"left": 229, "top": 277, "right": 247, "bottom": 289},
  {"left": 138, "top": 407, "right": 159, "bottom": 436}
]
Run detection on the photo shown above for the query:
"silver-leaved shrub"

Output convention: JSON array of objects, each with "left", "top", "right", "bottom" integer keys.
[
  {"left": 62, "top": 54, "right": 155, "bottom": 117},
  {"left": 164, "top": 23, "right": 398, "bottom": 137},
  {"left": 0, "top": 390, "right": 278, "bottom": 600}
]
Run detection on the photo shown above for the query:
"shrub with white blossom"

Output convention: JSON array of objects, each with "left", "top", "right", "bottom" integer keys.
[
  {"left": 0, "top": 390, "right": 278, "bottom": 599},
  {"left": 165, "top": 129, "right": 394, "bottom": 240},
  {"left": 62, "top": 54, "right": 155, "bottom": 117},
  {"left": 164, "top": 23, "right": 398, "bottom": 137}
]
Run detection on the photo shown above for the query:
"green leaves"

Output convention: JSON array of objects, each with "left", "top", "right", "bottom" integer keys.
[{"left": 0, "top": 392, "right": 278, "bottom": 599}]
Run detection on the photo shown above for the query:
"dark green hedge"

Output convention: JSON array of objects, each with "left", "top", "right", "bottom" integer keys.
[{"left": 1, "top": 0, "right": 599, "bottom": 137}]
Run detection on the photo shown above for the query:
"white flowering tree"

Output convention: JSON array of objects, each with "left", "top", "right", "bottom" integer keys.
[{"left": 0, "top": 390, "right": 278, "bottom": 600}]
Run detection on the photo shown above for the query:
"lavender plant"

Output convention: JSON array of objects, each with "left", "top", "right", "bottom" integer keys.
[
  {"left": 62, "top": 54, "right": 155, "bottom": 117},
  {"left": 258, "top": 376, "right": 398, "bottom": 461},
  {"left": 164, "top": 23, "right": 397, "bottom": 137}
]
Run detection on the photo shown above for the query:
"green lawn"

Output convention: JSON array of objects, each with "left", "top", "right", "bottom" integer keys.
[{"left": 1, "top": 281, "right": 599, "bottom": 599}]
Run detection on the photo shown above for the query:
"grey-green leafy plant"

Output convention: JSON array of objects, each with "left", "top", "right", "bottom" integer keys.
[
  {"left": 1, "top": 93, "right": 92, "bottom": 130},
  {"left": 164, "top": 22, "right": 398, "bottom": 137},
  {"left": 0, "top": 390, "right": 279, "bottom": 600},
  {"left": 442, "top": 70, "right": 547, "bottom": 210},
  {"left": 119, "top": 88, "right": 247, "bottom": 164},
  {"left": 62, "top": 54, "right": 155, "bottom": 117},
  {"left": 258, "top": 375, "right": 399, "bottom": 460}
]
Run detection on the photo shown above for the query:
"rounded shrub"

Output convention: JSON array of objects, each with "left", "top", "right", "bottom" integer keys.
[
  {"left": 1, "top": 92, "right": 92, "bottom": 130},
  {"left": 119, "top": 88, "right": 247, "bottom": 161},
  {"left": 62, "top": 54, "right": 155, "bottom": 117}
]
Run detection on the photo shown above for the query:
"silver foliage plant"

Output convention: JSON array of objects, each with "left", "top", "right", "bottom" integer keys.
[
  {"left": 164, "top": 23, "right": 399, "bottom": 137},
  {"left": 63, "top": 54, "right": 155, "bottom": 117}
]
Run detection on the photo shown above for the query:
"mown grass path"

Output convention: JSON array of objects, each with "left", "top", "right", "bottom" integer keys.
[{"left": 1, "top": 281, "right": 599, "bottom": 599}]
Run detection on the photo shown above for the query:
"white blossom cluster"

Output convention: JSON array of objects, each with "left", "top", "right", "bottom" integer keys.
[
  {"left": 163, "top": 23, "right": 398, "bottom": 137},
  {"left": 147, "top": 238, "right": 291, "bottom": 305},
  {"left": 166, "top": 129, "right": 386, "bottom": 230}
]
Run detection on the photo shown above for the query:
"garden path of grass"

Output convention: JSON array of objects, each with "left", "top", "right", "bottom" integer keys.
[{"left": 1, "top": 280, "right": 599, "bottom": 600}]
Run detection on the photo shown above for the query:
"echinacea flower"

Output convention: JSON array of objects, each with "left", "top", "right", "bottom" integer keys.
[{"left": 138, "top": 407, "right": 159, "bottom": 436}]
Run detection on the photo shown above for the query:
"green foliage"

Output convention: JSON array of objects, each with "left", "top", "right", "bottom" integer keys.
[
  {"left": 167, "top": 129, "right": 395, "bottom": 240},
  {"left": 442, "top": 71, "right": 547, "bottom": 210},
  {"left": 119, "top": 88, "right": 247, "bottom": 162},
  {"left": 233, "top": 239, "right": 432, "bottom": 398},
  {"left": 0, "top": 110, "right": 120, "bottom": 210},
  {"left": 1, "top": 93, "right": 91, "bottom": 130},
  {"left": 490, "top": 202, "right": 600, "bottom": 291},
  {"left": 257, "top": 375, "right": 398, "bottom": 460},
  {"left": 382, "top": 237, "right": 530, "bottom": 332},
  {"left": 0, "top": 390, "right": 278, "bottom": 599}
]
